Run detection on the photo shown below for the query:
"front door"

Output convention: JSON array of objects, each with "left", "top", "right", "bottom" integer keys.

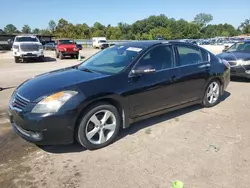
[{"left": 128, "top": 45, "right": 179, "bottom": 118}]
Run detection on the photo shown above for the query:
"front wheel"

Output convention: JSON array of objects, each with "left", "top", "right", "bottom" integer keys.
[
  {"left": 202, "top": 80, "right": 221, "bottom": 107},
  {"left": 76, "top": 103, "right": 120, "bottom": 150},
  {"left": 59, "top": 52, "right": 64, "bottom": 60},
  {"left": 14, "top": 57, "right": 20, "bottom": 63}
]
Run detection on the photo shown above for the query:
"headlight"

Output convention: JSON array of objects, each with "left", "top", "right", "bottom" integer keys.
[
  {"left": 239, "top": 60, "right": 250, "bottom": 66},
  {"left": 39, "top": 45, "right": 43, "bottom": 50},
  {"left": 32, "top": 91, "right": 78, "bottom": 113},
  {"left": 13, "top": 45, "right": 19, "bottom": 51},
  {"left": 73, "top": 47, "right": 78, "bottom": 51}
]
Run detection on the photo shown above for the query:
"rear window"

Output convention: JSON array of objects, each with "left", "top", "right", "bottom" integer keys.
[{"left": 176, "top": 45, "right": 202, "bottom": 66}]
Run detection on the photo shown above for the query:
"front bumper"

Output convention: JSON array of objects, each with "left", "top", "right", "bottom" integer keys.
[
  {"left": 61, "top": 51, "right": 79, "bottom": 56},
  {"left": 230, "top": 65, "right": 250, "bottom": 78},
  {"left": 9, "top": 108, "right": 76, "bottom": 145},
  {"left": 13, "top": 50, "right": 44, "bottom": 58}
]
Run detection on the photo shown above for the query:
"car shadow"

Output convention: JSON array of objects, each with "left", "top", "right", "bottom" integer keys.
[
  {"left": 62, "top": 56, "right": 85, "bottom": 60},
  {"left": 22, "top": 57, "right": 57, "bottom": 63},
  {"left": 40, "top": 91, "right": 230, "bottom": 154},
  {"left": 39, "top": 142, "right": 86, "bottom": 154},
  {"left": 220, "top": 91, "right": 231, "bottom": 101}
]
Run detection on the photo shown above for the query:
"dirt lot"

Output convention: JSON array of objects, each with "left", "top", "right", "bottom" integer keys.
[{"left": 0, "top": 48, "right": 250, "bottom": 188}]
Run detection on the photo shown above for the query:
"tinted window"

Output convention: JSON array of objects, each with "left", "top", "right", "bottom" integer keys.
[
  {"left": 134, "top": 45, "right": 174, "bottom": 71},
  {"left": 15, "top": 37, "right": 39, "bottom": 42},
  {"left": 201, "top": 50, "right": 209, "bottom": 62},
  {"left": 176, "top": 45, "right": 202, "bottom": 66},
  {"left": 59, "top": 40, "right": 74, "bottom": 44},
  {"left": 226, "top": 42, "right": 250, "bottom": 52}
]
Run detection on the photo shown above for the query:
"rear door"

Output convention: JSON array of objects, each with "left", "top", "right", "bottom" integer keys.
[{"left": 174, "top": 44, "right": 210, "bottom": 103}]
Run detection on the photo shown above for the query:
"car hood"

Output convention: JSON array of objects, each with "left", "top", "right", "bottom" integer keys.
[
  {"left": 16, "top": 67, "right": 108, "bottom": 101},
  {"left": 217, "top": 51, "right": 250, "bottom": 61}
]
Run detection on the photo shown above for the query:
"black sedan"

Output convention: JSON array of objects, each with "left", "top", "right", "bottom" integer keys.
[
  {"left": 76, "top": 43, "right": 83, "bottom": 50},
  {"left": 217, "top": 40, "right": 250, "bottom": 78},
  {"left": 9, "top": 41, "right": 230, "bottom": 150}
]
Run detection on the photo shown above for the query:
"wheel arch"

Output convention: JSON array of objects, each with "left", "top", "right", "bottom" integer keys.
[{"left": 74, "top": 94, "right": 130, "bottom": 137}]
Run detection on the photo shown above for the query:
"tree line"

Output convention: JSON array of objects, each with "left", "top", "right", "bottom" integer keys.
[{"left": 0, "top": 13, "right": 249, "bottom": 40}]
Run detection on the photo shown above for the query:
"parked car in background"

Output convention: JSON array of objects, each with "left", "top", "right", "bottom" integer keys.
[
  {"left": 92, "top": 37, "right": 109, "bottom": 49},
  {"left": 55, "top": 39, "right": 79, "bottom": 59},
  {"left": 76, "top": 43, "right": 82, "bottom": 50},
  {"left": 44, "top": 41, "right": 56, "bottom": 50},
  {"left": 217, "top": 40, "right": 250, "bottom": 79},
  {"left": 12, "top": 35, "right": 44, "bottom": 63},
  {"left": 9, "top": 41, "right": 230, "bottom": 150}
]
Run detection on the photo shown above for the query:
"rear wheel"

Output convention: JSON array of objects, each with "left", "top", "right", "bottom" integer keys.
[
  {"left": 202, "top": 80, "right": 221, "bottom": 107},
  {"left": 14, "top": 57, "right": 20, "bottom": 63},
  {"left": 76, "top": 103, "right": 120, "bottom": 150}
]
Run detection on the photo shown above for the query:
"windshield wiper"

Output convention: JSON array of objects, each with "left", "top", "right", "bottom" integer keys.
[{"left": 80, "top": 68, "right": 94, "bottom": 73}]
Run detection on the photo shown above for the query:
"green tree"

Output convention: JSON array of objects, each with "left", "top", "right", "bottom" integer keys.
[
  {"left": 39, "top": 29, "right": 51, "bottom": 35},
  {"left": 22, "top": 25, "right": 31, "bottom": 33},
  {"left": 32, "top": 28, "right": 40, "bottom": 34},
  {"left": 149, "top": 27, "right": 172, "bottom": 40},
  {"left": 193, "top": 13, "right": 213, "bottom": 27},
  {"left": 239, "top": 19, "right": 250, "bottom": 34},
  {"left": 4, "top": 24, "right": 18, "bottom": 34},
  {"left": 48, "top": 20, "right": 56, "bottom": 32},
  {"left": 0, "top": 29, "right": 4, "bottom": 34}
]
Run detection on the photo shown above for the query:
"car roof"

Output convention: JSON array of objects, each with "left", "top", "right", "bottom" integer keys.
[{"left": 116, "top": 40, "right": 198, "bottom": 48}]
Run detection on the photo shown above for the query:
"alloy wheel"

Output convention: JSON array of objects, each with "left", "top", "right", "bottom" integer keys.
[
  {"left": 85, "top": 110, "right": 117, "bottom": 145},
  {"left": 207, "top": 81, "right": 220, "bottom": 104}
]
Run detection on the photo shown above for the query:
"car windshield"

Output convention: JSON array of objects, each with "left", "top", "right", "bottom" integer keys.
[
  {"left": 226, "top": 42, "right": 250, "bottom": 52},
  {"left": 78, "top": 45, "right": 144, "bottom": 74},
  {"left": 15, "top": 37, "right": 39, "bottom": 42},
  {"left": 59, "top": 40, "right": 74, "bottom": 44},
  {"left": 99, "top": 40, "right": 107, "bottom": 43}
]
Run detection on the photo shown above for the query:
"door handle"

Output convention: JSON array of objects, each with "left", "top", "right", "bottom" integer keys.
[{"left": 199, "top": 64, "right": 211, "bottom": 68}]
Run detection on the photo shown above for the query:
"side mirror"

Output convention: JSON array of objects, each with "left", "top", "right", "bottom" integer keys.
[{"left": 130, "top": 68, "right": 156, "bottom": 76}]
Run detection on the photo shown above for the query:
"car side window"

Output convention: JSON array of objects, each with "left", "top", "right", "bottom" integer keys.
[
  {"left": 176, "top": 45, "right": 202, "bottom": 66},
  {"left": 134, "top": 45, "right": 174, "bottom": 71},
  {"left": 201, "top": 50, "right": 209, "bottom": 62}
]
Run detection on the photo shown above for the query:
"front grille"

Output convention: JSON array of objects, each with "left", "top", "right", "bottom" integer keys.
[
  {"left": 20, "top": 44, "right": 39, "bottom": 52},
  {"left": 12, "top": 93, "right": 30, "bottom": 111},
  {"left": 228, "top": 61, "right": 238, "bottom": 66}
]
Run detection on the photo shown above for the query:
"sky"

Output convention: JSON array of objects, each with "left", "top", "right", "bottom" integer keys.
[{"left": 0, "top": 0, "right": 249, "bottom": 30}]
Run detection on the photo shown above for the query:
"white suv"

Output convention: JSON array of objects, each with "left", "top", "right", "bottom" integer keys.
[{"left": 12, "top": 35, "right": 44, "bottom": 63}]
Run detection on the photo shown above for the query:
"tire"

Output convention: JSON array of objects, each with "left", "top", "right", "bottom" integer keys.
[
  {"left": 202, "top": 80, "right": 221, "bottom": 107},
  {"left": 14, "top": 57, "right": 20, "bottom": 63},
  {"left": 56, "top": 51, "right": 59, "bottom": 58},
  {"left": 59, "top": 52, "right": 63, "bottom": 60},
  {"left": 76, "top": 103, "right": 121, "bottom": 150}
]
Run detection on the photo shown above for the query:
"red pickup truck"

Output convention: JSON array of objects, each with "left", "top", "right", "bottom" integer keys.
[{"left": 55, "top": 39, "right": 79, "bottom": 59}]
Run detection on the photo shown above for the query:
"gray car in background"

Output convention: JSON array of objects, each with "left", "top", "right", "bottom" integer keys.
[{"left": 44, "top": 42, "right": 56, "bottom": 50}]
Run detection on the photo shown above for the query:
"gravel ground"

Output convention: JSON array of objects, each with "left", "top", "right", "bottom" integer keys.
[{"left": 0, "top": 48, "right": 250, "bottom": 188}]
